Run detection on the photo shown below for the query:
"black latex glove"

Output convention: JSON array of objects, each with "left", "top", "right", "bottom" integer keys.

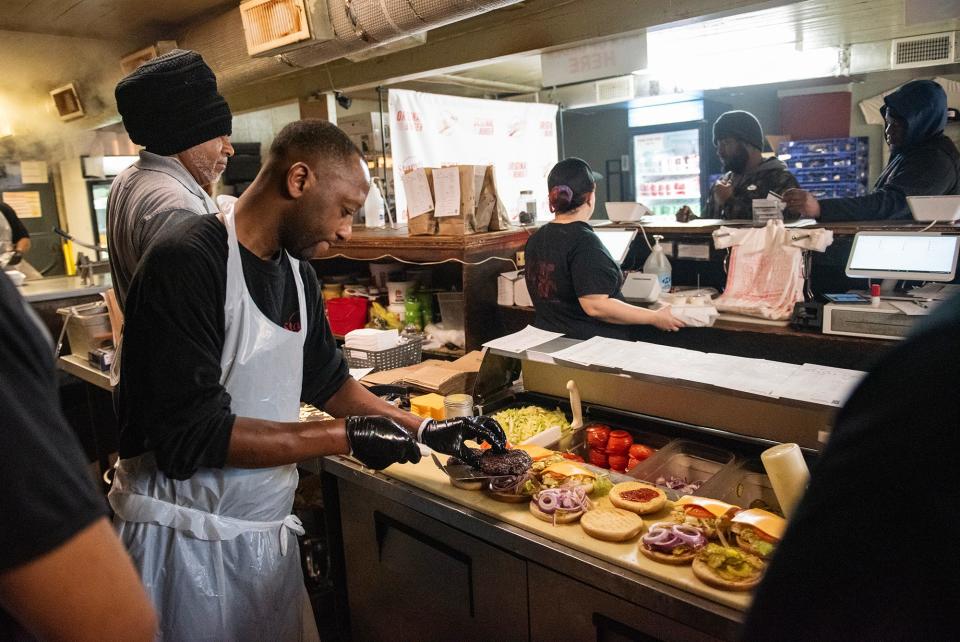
[
  {"left": 345, "top": 416, "right": 421, "bottom": 470},
  {"left": 420, "top": 416, "right": 508, "bottom": 466},
  {"left": 6, "top": 251, "right": 21, "bottom": 266}
]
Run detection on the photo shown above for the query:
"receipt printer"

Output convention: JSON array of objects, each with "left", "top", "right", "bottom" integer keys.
[{"left": 621, "top": 272, "right": 661, "bottom": 303}]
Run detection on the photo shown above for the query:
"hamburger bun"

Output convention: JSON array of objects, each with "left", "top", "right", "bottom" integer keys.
[
  {"left": 449, "top": 477, "right": 484, "bottom": 491},
  {"left": 692, "top": 557, "right": 762, "bottom": 592},
  {"left": 484, "top": 489, "right": 531, "bottom": 503},
  {"left": 609, "top": 482, "right": 667, "bottom": 515},
  {"left": 639, "top": 545, "right": 697, "bottom": 565},
  {"left": 579, "top": 508, "right": 644, "bottom": 542},
  {"left": 529, "top": 501, "right": 583, "bottom": 524}
]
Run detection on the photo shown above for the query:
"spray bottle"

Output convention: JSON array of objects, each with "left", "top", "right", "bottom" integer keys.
[
  {"left": 643, "top": 234, "right": 672, "bottom": 292},
  {"left": 364, "top": 177, "right": 386, "bottom": 229}
]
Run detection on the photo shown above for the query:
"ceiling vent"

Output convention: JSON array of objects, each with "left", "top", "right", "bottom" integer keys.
[
  {"left": 119, "top": 41, "right": 178, "bottom": 74},
  {"left": 49, "top": 83, "right": 84, "bottom": 121},
  {"left": 596, "top": 76, "right": 635, "bottom": 104},
  {"left": 890, "top": 32, "right": 955, "bottom": 69},
  {"left": 240, "top": 0, "right": 334, "bottom": 57}
]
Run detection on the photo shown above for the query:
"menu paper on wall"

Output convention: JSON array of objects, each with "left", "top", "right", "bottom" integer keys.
[
  {"left": 19, "top": 161, "right": 48, "bottom": 184},
  {"left": 482, "top": 325, "right": 564, "bottom": 353},
  {"left": 401, "top": 168, "right": 434, "bottom": 217},
  {"left": 776, "top": 363, "right": 866, "bottom": 407},
  {"left": 432, "top": 166, "right": 461, "bottom": 217},
  {"left": 1, "top": 191, "right": 42, "bottom": 218}
]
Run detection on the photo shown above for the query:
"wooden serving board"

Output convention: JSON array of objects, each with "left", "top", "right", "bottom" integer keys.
[{"left": 380, "top": 455, "right": 752, "bottom": 611}]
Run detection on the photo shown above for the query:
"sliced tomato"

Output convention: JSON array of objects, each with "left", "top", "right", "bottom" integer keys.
[
  {"left": 605, "top": 430, "right": 633, "bottom": 455},
  {"left": 684, "top": 506, "right": 715, "bottom": 519},
  {"left": 607, "top": 453, "right": 629, "bottom": 472},
  {"left": 585, "top": 425, "right": 611, "bottom": 449},
  {"left": 628, "top": 443, "right": 654, "bottom": 461},
  {"left": 587, "top": 448, "right": 609, "bottom": 468},
  {"left": 480, "top": 440, "right": 512, "bottom": 450},
  {"left": 561, "top": 452, "right": 585, "bottom": 462},
  {"left": 626, "top": 457, "right": 641, "bottom": 471}
]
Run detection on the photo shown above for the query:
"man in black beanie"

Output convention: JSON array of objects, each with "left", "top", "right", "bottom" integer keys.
[
  {"left": 705, "top": 110, "right": 798, "bottom": 220},
  {"left": 107, "top": 48, "right": 234, "bottom": 309}
]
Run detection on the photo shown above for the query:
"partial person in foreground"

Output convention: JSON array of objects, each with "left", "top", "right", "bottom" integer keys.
[
  {"left": 524, "top": 157, "right": 683, "bottom": 340},
  {"left": 704, "top": 110, "right": 798, "bottom": 220},
  {"left": 110, "top": 119, "right": 506, "bottom": 640},
  {"left": 0, "top": 272, "right": 156, "bottom": 642},
  {"left": 108, "top": 48, "right": 235, "bottom": 308},
  {"left": 742, "top": 292, "right": 960, "bottom": 640},
  {"left": 0, "top": 200, "right": 31, "bottom": 256},
  {"left": 784, "top": 79, "right": 959, "bottom": 222}
]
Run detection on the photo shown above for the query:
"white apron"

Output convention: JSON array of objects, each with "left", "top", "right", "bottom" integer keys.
[{"left": 109, "top": 206, "right": 318, "bottom": 641}]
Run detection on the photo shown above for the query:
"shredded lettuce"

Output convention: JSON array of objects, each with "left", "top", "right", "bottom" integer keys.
[
  {"left": 592, "top": 475, "right": 612, "bottom": 497},
  {"left": 492, "top": 406, "right": 571, "bottom": 445}
]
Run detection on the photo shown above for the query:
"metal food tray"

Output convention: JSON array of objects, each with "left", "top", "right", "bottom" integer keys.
[
  {"left": 697, "top": 458, "right": 783, "bottom": 515},
  {"left": 627, "top": 439, "right": 737, "bottom": 501}
]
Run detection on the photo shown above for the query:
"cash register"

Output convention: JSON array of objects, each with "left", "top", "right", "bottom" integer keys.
[
  {"left": 822, "top": 231, "right": 960, "bottom": 340},
  {"left": 593, "top": 228, "right": 663, "bottom": 304}
]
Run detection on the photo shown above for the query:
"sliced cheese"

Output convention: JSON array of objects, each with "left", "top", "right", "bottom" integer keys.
[
  {"left": 674, "top": 496, "right": 738, "bottom": 518},
  {"left": 731, "top": 508, "right": 786, "bottom": 539},
  {"left": 409, "top": 393, "right": 445, "bottom": 420},
  {"left": 542, "top": 461, "right": 597, "bottom": 479},
  {"left": 513, "top": 444, "right": 557, "bottom": 461}
]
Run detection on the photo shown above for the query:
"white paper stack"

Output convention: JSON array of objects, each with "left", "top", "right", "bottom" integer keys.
[{"left": 344, "top": 328, "right": 399, "bottom": 351}]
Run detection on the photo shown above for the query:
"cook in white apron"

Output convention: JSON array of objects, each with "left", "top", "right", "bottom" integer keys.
[{"left": 109, "top": 206, "right": 318, "bottom": 641}]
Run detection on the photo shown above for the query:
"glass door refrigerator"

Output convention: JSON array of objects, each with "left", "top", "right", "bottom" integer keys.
[
  {"left": 628, "top": 99, "right": 727, "bottom": 216},
  {"left": 87, "top": 180, "right": 112, "bottom": 260}
]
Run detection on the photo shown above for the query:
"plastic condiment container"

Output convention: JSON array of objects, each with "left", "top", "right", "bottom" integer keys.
[
  {"left": 443, "top": 394, "right": 474, "bottom": 419},
  {"left": 760, "top": 443, "right": 809, "bottom": 519}
]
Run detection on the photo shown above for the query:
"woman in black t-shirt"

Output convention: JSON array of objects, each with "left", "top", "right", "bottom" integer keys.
[{"left": 523, "top": 158, "right": 683, "bottom": 340}]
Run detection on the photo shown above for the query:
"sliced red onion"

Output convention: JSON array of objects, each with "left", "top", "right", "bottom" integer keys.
[
  {"left": 641, "top": 523, "right": 706, "bottom": 553},
  {"left": 538, "top": 493, "right": 558, "bottom": 513}
]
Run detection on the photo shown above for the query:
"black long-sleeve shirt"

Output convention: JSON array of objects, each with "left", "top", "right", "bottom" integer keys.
[
  {"left": 742, "top": 293, "right": 960, "bottom": 640},
  {"left": 819, "top": 134, "right": 960, "bottom": 222},
  {"left": 117, "top": 214, "right": 348, "bottom": 480},
  {"left": 0, "top": 201, "right": 29, "bottom": 243}
]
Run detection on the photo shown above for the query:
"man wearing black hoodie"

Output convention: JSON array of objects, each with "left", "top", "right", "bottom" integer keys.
[{"left": 784, "top": 79, "right": 959, "bottom": 221}]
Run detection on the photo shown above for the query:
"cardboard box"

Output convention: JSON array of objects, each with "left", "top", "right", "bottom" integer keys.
[{"left": 498, "top": 270, "right": 522, "bottom": 306}]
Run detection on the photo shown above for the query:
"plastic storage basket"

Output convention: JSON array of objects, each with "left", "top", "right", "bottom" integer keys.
[{"left": 343, "top": 337, "right": 423, "bottom": 372}]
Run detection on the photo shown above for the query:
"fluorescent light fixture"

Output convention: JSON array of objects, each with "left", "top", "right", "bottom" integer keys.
[{"left": 629, "top": 100, "right": 704, "bottom": 128}]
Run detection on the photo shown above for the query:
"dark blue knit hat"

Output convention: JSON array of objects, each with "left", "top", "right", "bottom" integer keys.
[{"left": 713, "top": 110, "right": 764, "bottom": 150}]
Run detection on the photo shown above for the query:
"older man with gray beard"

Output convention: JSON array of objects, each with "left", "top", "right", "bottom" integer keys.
[{"left": 107, "top": 49, "right": 234, "bottom": 309}]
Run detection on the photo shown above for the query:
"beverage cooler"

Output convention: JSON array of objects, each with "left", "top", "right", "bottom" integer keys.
[
  {"left": 628, "top": 98, "right": 728, "bottom": 216},
  {"left": 87, "top": 180, "right": 111, "bottom": 255}
]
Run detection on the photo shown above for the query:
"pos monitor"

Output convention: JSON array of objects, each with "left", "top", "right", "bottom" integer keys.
[
  {"left": 593, "top": 228, "right": 638, "bottom": 265},
  {"left": 845, "top": 231, "right": 960, "bottom": 283}
]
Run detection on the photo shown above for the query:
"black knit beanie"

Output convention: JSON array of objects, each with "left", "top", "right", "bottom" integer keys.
[
  {"left": 115, "top": 49, "right": 232, "bottom": 156},
  {"left": 713, "top": 110, "right": 764, "bottom": 150}
]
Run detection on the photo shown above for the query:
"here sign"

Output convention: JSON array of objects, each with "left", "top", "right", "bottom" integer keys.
[{"left": 541, "top": 33, "right": 647, "bottom": 87}]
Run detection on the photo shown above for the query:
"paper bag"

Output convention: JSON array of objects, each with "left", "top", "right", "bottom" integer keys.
[
  {"left": 436, "top": 165, "right": 481, "bottom": 236},
  {"left": 476, "top": 165, "right": 510, "bottom": 232},
  {"left": 404, "top": 167, "right": 437, "bottom": 235}
]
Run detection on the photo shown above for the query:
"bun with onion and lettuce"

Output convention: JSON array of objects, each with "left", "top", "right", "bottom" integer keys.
[
  {"left": 640, "top": 521, "right": 708, "bottom": 565},
  {"left": 529, "top": 485, "right": 592, "bottom": 524}
]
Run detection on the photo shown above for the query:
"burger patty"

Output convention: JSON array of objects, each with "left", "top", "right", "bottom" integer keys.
[
  {"left": 448, "top": 448, "right": 484, "bottom": 467},
  {"left": 479, "top": 449, "right": 532, "bottom": 476}
]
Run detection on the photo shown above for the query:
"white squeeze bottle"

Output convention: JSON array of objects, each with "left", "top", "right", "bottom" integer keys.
[
  {"left": 364, "top": 177, "right": 386, "bottom": 228},
  {"left": 643, "top": 234, "right": 672, "bottom": 292}
]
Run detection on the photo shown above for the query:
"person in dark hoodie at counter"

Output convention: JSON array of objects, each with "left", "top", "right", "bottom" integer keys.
[
  {"left": 704, "top": 110, "right": 799, "bottom": 220},
  {"left": 524, "top": 157, "right": 684, "bottom": 340},
  {"left": 784, "top": 79, "right": 959, "bottom": 221}
]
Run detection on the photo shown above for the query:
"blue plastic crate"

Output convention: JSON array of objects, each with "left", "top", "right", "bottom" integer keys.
[{"left": 778, "top": 136, "right": 868, "bottom": 156}]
